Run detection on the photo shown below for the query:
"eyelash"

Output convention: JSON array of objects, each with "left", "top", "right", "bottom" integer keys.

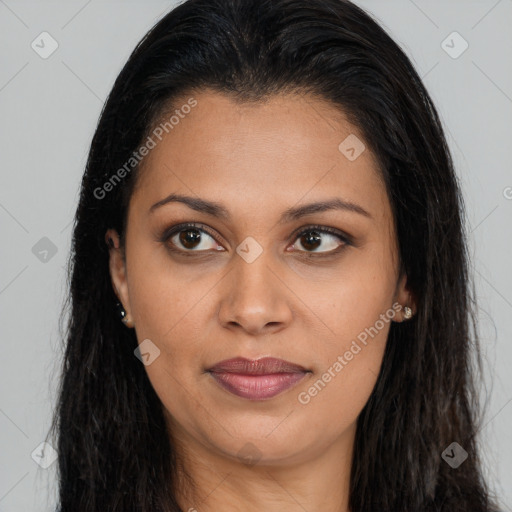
[{"left": 159, "top": 222, "right": 352, "bottom": 258}]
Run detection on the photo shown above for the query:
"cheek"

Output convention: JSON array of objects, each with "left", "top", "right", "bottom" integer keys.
[
  {"left": 126, "top": 260, "right": 216, "bottom": 436},
  {"left": 125, "top": 258, "right": 212, "bottom": 419},
  {"left": 295, "top": 319, "right": 390, "bottom": 439},
  {"left": 289, "top": 244, "right": 397, "bottom": 352},
  {"left": 291, "top": 250, "right": 395, "bottom": 425},
  {"left": 127, "top": 242, "right": 219, "bottom": 344}
]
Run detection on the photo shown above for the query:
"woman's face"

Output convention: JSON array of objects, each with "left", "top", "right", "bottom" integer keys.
[{"left": 107, "top": 89, "right": 413, "bottom": 469}]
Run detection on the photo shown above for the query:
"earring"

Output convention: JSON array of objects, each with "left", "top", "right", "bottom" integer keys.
[
  {"left": 116, "top": 301, "right": 126, "bottom": 320},
  {"left": 403, "top": 306, "right": 413, "bottom": 320},
  {"left": 116, "top": 301, "right": 133, "bottom": 327}
]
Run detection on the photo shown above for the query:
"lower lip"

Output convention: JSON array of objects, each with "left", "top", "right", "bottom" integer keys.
[{"left": 208, "top": 371, "right": 307, "bottom": 400}]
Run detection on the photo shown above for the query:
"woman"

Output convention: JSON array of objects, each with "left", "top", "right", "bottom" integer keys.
[{"left": 47, "top": 0, "right": 501, "bottom": 510}]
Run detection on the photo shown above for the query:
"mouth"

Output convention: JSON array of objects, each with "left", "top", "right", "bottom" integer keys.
[{"left": 206, "top": 357, "right": 310, "bottom": 400}]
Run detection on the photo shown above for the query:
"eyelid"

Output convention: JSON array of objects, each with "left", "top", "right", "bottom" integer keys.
[
  {"left": 290, "top": 224, "right": 353, "bottom": 246},
  {"left": 158, "top": 222, "right": 223, "bottom": 248},
  {"left": 159, "top": 222, "right": 352, "bottom": 254}
]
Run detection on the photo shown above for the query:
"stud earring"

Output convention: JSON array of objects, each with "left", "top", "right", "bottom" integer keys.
[
  {"left": 403, "top": 306, "right": 413, "bottom": 320},
  {"left": 116, "top": 301, "right": 134, "bottom": 327},
  {"left": 116, "top": 301, "right": 126, "bottom": 320}
]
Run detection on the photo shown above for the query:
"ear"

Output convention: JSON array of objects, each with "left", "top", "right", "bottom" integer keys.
[
  {"left": 393, "top": 271, "right": 417, "bottom": 322},
  {"left": 105, "top": 229, "right": 133, "bottom": 326}
]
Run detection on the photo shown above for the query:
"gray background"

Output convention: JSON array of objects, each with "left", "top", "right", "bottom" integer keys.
[{"left": 0, "top": 1, "right": 511, "bottom": 510}]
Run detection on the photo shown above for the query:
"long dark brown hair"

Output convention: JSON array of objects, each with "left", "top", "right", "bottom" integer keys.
[{"left": 47, "top": 0, "right": 501, "bottom": 510}]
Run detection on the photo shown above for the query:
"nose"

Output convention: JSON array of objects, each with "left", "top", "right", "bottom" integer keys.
[{"left": 217, "top": 249, "right": 293, "bottom": 336}]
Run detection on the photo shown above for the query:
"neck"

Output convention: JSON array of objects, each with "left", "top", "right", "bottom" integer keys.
[{"left": 169, "top": 418, "right": 355, "bottom": 512}]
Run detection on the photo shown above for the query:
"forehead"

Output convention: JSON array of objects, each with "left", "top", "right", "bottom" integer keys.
[{"left": 131, "top": 89, "right": 387, "bottom": 222}]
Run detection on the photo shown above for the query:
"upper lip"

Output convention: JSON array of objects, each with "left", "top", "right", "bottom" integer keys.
[{"left": 207, "top": 357, "right": 308, "bottom": 375}]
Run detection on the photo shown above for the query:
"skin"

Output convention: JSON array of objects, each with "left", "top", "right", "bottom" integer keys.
[{"left": 106, "top": 89, "right": 416, "bottom": 512}]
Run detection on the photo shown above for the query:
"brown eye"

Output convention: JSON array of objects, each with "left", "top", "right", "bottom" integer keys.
[
  {"left": 160, "top": 223, "right": 223, "bottom": 254},
  {"left": 298, "top": 231, "right": 322, "bottom": 251},
  {"left": 292, "top": 227, "right": 348, "bottom": 254},
  {"left": 170, "top": 227, "right": 219, "bottom": 252},
  {"left": 178, "top": 228, "right": 203, "bottom": 249}
]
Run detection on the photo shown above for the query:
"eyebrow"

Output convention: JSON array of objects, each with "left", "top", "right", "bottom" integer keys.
[{"left": 149, "top": 193, "right": 372, "bottom": 222}]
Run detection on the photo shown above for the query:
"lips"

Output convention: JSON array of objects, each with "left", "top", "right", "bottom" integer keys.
[{"left": 207, "top": 357, "right": 309, "bottom": 400}]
